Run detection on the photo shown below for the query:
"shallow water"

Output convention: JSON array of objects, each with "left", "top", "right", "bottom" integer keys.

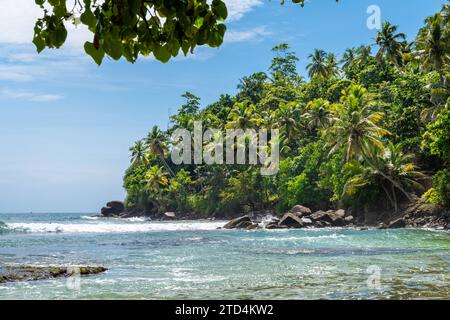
[{"left": 0, "top": 213, "right": 449, "bottom": 300}]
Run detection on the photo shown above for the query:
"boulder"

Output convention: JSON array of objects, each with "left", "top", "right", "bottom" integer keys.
[
  {"left": 335, "top": 209, "right": 346, "bottom": 218},
  {"left": 245, "top": 223, "right": 258, "bottom": 230},
  {"left": 291, "top": 205, "right": 312, "bottom": 216},
  {"left": 310, "top": 210, "right": 345, "bottom": 227},
  {"left": 101, "top": 206, "right": 121, "bottom": 216},
  {"left": 223, "top": 216, "right": 251, "bottom": 229},
  {"left": 344, "top": 216, "right": 354, "bottom": 223},
  {"left": 301, "top": 217, "right": 313, "bottom": 226},
  {"left": 388, "top": 218, "right": 406, "bottom": 229},
  {"left": 163, "top": 212, "right": 176, "bottom": 220},
  {"left": 235, "top": 221, "right": 253, "bottom": 229},
  {"left": 106, "top": 201, "right": 125, "bottom": 212},
  {"left": 279, "top": 213, "right": 304, "bottom": 228}
]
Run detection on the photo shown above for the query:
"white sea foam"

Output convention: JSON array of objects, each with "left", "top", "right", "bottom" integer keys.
[{"left": 6, "top": 221, "right": 225, "bottom": 234}]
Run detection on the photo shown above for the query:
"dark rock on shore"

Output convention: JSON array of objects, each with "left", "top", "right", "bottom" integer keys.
[
  {"left": 223, "top": 215, "right": 251, "bottom": 229},
  {"left": 290, "top": 205, "right": 312, "bottom": 216},
  {"left": 279, "top": 213, "right": 304, "bottom": 228},
  {"left": 0, "top": 265, "right": 107, "bottom": 284},
  {"left": 388, "top": 218, "right": 406, "bottom": 229}
]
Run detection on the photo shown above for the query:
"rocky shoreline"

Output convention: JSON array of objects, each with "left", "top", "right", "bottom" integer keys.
[
  {"left": 98, "top": 198, "right": 449, "bottom": 231},
  {"left": 0, "top": 265, "right": 107, "bottom": 284}
]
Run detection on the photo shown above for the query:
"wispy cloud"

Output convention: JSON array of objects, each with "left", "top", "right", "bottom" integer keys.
[
  {"left": 225, "top": 0, "right": 264, "bottom": 22},
  {"left": 0, "top": 88, "right": 63, "bottom": 102},
  {"left": 225, "top": 26, "right": 272, "bottom": 43}
]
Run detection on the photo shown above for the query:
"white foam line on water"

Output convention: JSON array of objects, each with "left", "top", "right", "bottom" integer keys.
[{"left": 6, "top": 221, "right": 225, "bottom": 234}]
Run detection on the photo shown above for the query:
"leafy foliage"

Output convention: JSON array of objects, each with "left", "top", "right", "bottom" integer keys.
[{"left": 121, "top": 4, "right": 449, "bottom": 218}]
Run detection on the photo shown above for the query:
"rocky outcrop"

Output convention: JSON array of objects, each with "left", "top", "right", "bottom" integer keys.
[
  {"left": 106, "top": 201, "right": 125, "bottom": 212},
  {"left": 101, "top": 200, "right": 125, "bottom": 216},
  {"left": 387, "top": 218, "right": 406, "bottom": 229},
  {"left": 0, "top": 265, "right": 107, "bottom": 284}
]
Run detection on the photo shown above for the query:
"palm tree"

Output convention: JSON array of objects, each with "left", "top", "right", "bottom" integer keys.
[
  {"left": 416, "top": 13, "right": 449, "bottom": 79},
  {"left": 327, "top": 85, "right": 390, "bottom": 162},
  {"left": 344, "top": 143, "right": 424, "bottom": 213},
  {"left": 354, "top": 45, "right": 373, "bottom": 66},
  {"left": 129, "top": 140, "right": 147, "bottom": 165},
  {"left": 306, "top": 49, "right": 330, "bottom": 80},
  {"left": 341, "top": 48, "right": 357, "bottom": 70},
  {"left": 272, "top": 101, "right": 301, "bottom": 142},
  {"left": 226, "top": 101, "right": 262, "bottom": 130},
  {"left": 145, "top": 126, "right": 175, "bottom": 177},
  {"left": 303, "top": 98, "right": 331, "bottom": 130},
  {"left": 375, "top": 21, "right": 407, "bottom": 67},
  {"left": 144, "top": 165, "right": 169, "bottom": 194},
  {"left": 326, "top": 53, "right": 340, "bottom": 78}
]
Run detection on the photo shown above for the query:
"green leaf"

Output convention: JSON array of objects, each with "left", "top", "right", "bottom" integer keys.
[
  {"left": 153, "top": 45, "right": 171, "bottom": 63},
  {"left": 194, "top": 17, "right": 204, "bottom": 29},
  {"left": 80, "top": 8, "right": 97, "bottom": 29},
  {"left": 33, "top": 34, "right": 46, "bottom": 53},
  {"left": 35, "top": 0, "right": 45, "bottom": 6},
  {"left": 212, "top": 0, "right": 228, "bottom": 21},
  {"left": 84, "top": 41, "right": 105, "bottom": 65}
]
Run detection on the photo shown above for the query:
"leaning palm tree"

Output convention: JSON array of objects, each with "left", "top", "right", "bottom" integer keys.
[
  {"left": 327, "top": 85, "right": 391, "bottom": 162},
  {"left": 129, "top": 140, "right": 147, "bottom": 165},
  {"left": 145, "top": 126, "right": 175, "bottom": 177},
  {"left": 306, "top": 49, "right": 330, "bottom": 80},
  {"left": 375, "top": 21, "right": 407, "bottom": 67},
  {"left": 416, "top": 13, "right": 449, "bottom": 80},
  {"left": 344, "top": 143, "right": 424, "bottom": 213}
]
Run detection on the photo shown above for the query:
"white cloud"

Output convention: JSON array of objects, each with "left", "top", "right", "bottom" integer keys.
[
  {"left": 0, "top": 0, "right": 90, "bottom": 49},
  {"left": 224, "top": 0, "right": 263, "bottom": 21},
  {"left": 225, "top": 26, "right": 272, "bottom": 43},
  {"left": 0, "top": 88, "right": 63, "bottom": 102}
]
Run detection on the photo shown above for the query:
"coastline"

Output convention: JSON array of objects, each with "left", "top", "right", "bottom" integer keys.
[{"left": 97, "top": 198, "right": 450, "bottom": 231}]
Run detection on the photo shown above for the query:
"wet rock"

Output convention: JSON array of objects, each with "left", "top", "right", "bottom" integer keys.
[
  {"left": 223, "top": 216, "right": 251, "bottom": 229},
  {"left": 301, "top": 217, "right": 313, "bottom": 226},
  {"left": 235, "top": 221, "right": 253, "bottom": 229},
  {"left": 245, "top": 223, "right": 258, "bottom": 230},
  {"left": 290, "top": 205, "right": 312, "bottom": 216},
  {"left": 279, "top": 213, "right": 304, "bottom": 228},
  {"left": 101, "top": 206, "right": 122, "bottom": 216},
  {"left": 0, "top": 265, "right": 107, "bottom": 284},
  {"left": 388, "top": 218, "right": 406, "bottom": 229}
]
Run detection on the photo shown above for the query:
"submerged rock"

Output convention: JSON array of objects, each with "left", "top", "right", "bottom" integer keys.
[{"left": 0, "top": 265, "right": 107, "bottom": 284}]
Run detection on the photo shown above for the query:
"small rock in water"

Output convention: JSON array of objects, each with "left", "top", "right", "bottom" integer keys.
[{"left": 0, "top": 265, "right": 107, "bottom": 284}]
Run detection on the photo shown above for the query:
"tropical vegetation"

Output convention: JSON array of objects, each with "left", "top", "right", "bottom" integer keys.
[{"left": 124, "top": 4, "right": 450, "bottom": 218}]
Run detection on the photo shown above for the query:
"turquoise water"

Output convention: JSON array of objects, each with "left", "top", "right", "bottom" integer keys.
[{"left": 0, "top": 212, "right": 449, "bottom": 300}]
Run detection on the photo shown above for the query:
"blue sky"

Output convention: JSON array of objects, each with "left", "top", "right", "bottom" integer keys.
[{"left": 0, "top": 0, "right": 445, "bottom": 213}]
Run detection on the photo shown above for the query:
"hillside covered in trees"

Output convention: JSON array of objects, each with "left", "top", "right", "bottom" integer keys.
[{"left": 123, "top": 4, "right": 450, "bottom": 222}]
